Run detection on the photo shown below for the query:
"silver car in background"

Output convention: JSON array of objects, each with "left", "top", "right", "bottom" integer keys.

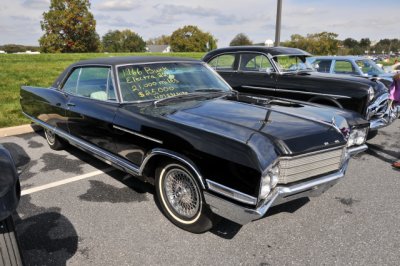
[{"left": 307, "top": 56, "right": 394, "bottom": 88}]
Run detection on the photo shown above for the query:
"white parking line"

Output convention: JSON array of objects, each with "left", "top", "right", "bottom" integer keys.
[{"left": 21, "top": 167, "right": 114, "bottom": 196}]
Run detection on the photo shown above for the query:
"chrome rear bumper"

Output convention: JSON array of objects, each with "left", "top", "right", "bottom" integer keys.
[{"left": 204, "top": 144, "right": 367, "bottom": 225}]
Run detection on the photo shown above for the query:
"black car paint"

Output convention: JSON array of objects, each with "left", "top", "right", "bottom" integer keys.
[
  {"left": 20, "top": 57, "right": 367, "bottom": 204},
  {"left": 0, "top": 145, "right": 20, "bottom": 221},
  {"left": 203, "top": 46, "right": 388, "bottom": 117}
]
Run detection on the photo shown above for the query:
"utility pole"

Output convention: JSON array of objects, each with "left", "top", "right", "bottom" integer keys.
[{"left": 274, "top": 0, "right": 282, "bottom": 47}]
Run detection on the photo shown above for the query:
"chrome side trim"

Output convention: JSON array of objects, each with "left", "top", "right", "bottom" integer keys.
[
  {"left": 274, "top": 88, "right": 351, "bottom": 99},
  {"left": 206, "top": 179, "right": 257, "bottom": 205},
  {"left": 113, "top": 125, "right": 163, "bottom": 144},
  {"left": 139, "top": 148, "right": 206, "bottom": 189},
  {"left": 23, "top": 112, "right": 142, "bottom": 176}
]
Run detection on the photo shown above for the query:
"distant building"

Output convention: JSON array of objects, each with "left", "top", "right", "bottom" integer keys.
[
  {"left": 146, "top": 45, "right": 171, "bottom": 53},
  {"left": 0, "top": 50, "right": 6, "bottom": 54},
  {"left": 14, "top": 50, "right": 40, "bottom": 54},
  {"left": 264, "top": 39, "right": 274, "bottom": 47},
  {"left": 253, "top": 39, "right": 274, "bottom": 47}
]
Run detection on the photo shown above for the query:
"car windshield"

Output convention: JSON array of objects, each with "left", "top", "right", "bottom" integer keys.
[
  {"left": 273, "top": 55, "right": 315, "bottom": 72},
  {"left": 117, "top": 62, "right": 231, "bottom": 102},
  {"left": 355, "top": 59, "right": 384, "bottom": 76}
]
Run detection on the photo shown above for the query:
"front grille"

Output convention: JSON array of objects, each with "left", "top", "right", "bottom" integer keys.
[
  {"left": 278, "top": 147, "right": 345, "bottom": 184},
  {"left": 367, "top": 93, "right": 390, "bottom": 119}
]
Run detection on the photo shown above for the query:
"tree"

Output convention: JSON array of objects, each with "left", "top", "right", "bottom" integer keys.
[
  {"left": 0, "top": 44, "right": 39, "bottom": 53},
  {"left": 284, "top": 32, "right": 339, "bottom": 55},
  {"left": 39, "top": 0, "right": 100, "bottom": 53},
  {"left": 146, "top": 35, "right": 171, "bottom": 45},
  {"left": 343, "top": 38, "right": 359, "bottom": 48},
  {"left": 102, "top": 30, "right": 146, "bottom": 52},
  {"left": 229, "top": 33, "right": 252, "bottom": 46},
  {"left": 359, "top": 38, "right": 371, "bottom": 48},
  {"left": 170, "top": 25, "right": 217, "bottom": 52}
]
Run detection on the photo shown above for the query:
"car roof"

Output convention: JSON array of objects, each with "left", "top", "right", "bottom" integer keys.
[
  {"left": 71, "top": 56, "right": 200, "bottom": 66},
  {"left": 309, "top": 55, "right": 369, "bottom": 60},
  {"left": 204, "top": 46, "right": 311, "bottom": 58}
]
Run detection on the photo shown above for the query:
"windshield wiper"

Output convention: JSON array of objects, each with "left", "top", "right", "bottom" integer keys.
[
  {"left": 153, "top": 93, "right": 195, "bottom": 106},
  {"left": 153, "top": 89, "right": 231, "bottom": 106}
]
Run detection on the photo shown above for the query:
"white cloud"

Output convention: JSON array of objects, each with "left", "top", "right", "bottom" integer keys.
[{"left": 96, "top": 0, "right": 140, "bottom": 11}]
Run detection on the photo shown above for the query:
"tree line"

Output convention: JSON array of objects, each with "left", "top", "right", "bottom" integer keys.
[
  {"left": 29, "top": 0, "right": 400, "bottom": 55},
  {"left": 38, "top": 0, "right": 217, "bottom": 53}
]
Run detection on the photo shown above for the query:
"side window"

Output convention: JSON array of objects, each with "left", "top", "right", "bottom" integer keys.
[
  {"left": 239, "top": 54, "right": 272, "bottom": 72},
  {"left": 208, "top": 54, "right": 235, "bottom": 71},
  {"left": 63, "top": 69, "right": 80, "bottom": 94},
  {"left": 62, "top": 67, "right": 116, "bottom": 101},
  {"left": 312, "top": 59, "right": 332, "bottom": 73},
  {"left": 334, "top": 60, "right": 356, "bottom": 74}
]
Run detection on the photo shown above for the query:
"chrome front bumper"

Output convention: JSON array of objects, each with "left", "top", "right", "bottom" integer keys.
[
  {"left": 204, "top": 144, "right": 367, "bottom": 225},
  {"left": 367, "top": 93, "right": 399, "bottom": 130}
]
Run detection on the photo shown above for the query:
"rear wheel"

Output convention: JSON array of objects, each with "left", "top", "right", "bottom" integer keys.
[
  {"left": 0, "top": 216, "right": 23, "bottom": 266},
  {"left": 155, "top": 162, "right": 216, "bottom": 233},
  {"left": 44, "top": 128, "right": 65, "bottom": 150}
]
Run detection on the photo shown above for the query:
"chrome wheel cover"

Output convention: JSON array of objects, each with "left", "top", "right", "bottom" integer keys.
[
  {"left": 45, "top": 129, "right": 56, "bottom": 145},
  {"left": 163, "top": 168, "right": 200, "bottom": 219}
]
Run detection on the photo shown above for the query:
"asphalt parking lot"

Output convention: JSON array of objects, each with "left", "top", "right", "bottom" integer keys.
[{"left": 1, "top": 121, "right": 399, "bottom": 266}]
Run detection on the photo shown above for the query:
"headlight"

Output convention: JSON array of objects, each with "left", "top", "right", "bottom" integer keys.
[
  {"left": 347, "top": 128, "right": 368, "bottom": 147},
  {"left": 259, "top": 163, "right": 280, "bottom": 199},
  {"left": 368, "top": 86, "right": 375, "bottom": 102}
]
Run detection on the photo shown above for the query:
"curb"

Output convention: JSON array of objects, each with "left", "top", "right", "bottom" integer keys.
[{"left": 0, "top": 124, "right": 42, "bottom": 138}]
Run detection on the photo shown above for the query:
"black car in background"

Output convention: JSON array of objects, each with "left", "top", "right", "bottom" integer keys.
[
  {"left": 203, "top": 46, "right": 399, "bottom": 131},
  {"left": 0, "top": 144, "right": 23, "bottom": 265},
  {"left": 20, "top": 56, "right": 368, "bottom": 233}
]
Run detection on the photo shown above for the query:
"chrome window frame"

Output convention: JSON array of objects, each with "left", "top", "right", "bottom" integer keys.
[{"left": 60, "top": 64, "right": 121, "bottom": 103}]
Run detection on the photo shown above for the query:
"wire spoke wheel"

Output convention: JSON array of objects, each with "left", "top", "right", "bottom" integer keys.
[
  {"left": 163, "top": 168, "right": 200, "bottom": 219},
  {"left": 44, "top": 129, "right": 56, "bottom": 145},
  {"left": 156, "top": 162, "right": 216, "bottom": 233}
]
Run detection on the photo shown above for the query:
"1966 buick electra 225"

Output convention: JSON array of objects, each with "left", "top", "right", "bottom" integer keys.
[{"left": 20, "top": 57, "right": 369, "bottom": 233}]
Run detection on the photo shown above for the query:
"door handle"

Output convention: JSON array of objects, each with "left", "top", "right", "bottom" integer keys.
[{"left": 67, "top": 103, "right": 76, "bottom": 107}]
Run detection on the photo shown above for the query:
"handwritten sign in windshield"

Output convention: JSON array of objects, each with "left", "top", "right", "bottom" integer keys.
[{"left": 119, "top": 65, "right": 187, "bottom": 100}]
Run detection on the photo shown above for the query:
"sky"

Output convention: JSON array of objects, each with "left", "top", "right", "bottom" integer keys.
[{"left": 0, "top": 0, "right": 399, "bottom": 47}]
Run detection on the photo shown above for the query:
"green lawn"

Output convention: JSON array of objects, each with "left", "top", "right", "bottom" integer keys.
[{"left": 0, "top": 52, "right": 204, "bottom": 128}]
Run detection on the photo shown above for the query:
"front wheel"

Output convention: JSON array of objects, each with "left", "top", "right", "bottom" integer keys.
[{"left": 155, "top": 162, "right": 216, "bottom": 233}]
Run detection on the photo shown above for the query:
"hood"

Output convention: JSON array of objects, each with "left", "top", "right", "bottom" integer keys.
[
  {"left": 293, "top": 71, "right": 376, "bottom": 88},
  {"left": 155, "top": 96, "right": 347, "bottom": 156},
  {"left": 285, "top": 71, "right": 388, "bottom": 97}
]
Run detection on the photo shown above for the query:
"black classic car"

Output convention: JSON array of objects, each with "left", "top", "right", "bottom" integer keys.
[
  {"left": 0, "top": 145, "right": 23, "bottom": 265},
  {"left": 20, "top": 57, "right": 368, "bottom": 233},
  {"left": 203, "top": 46, "right": 399, "bottom": 131}
]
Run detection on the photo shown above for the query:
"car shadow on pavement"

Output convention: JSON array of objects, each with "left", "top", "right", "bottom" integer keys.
[
  {"left": 79, "top": 170, "right": 153, "bottom": 204},
  {"left": 365, "top": 143, "right": 400, "bottom": 164},
  {"left": 14, "top": 195, "right": 78, "bottom": 266},
  {"left": 209, "top": 197, "right": 310, "bottom": 240},
  {"left": 0, "top": 142, "right": 31, "bottom": 174}
]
